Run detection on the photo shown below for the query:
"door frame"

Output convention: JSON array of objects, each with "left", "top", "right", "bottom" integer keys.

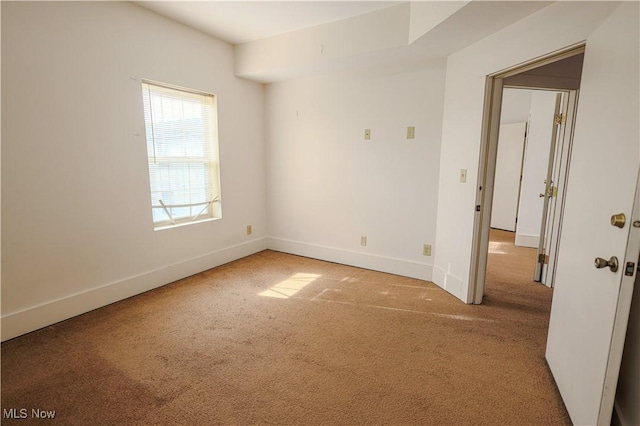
[
  {"left": 534, "top": 92, "right": 564, "bottom": 283},
  {"left": 537, "top": 90, "right": 579, "bottom": 287},
  {"left": 468, "top": 44, "right": 585, "bottom": 304}
]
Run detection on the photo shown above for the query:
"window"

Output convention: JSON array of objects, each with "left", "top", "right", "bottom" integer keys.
[{"left": 141, "top": 81, "right": 221, "bottom": 229}]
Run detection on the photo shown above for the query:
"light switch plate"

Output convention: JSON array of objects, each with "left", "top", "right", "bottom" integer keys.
[
  {"left": 364, "top": 129, "right": 371, "bottom": 140},
  {"left": 459, "top": 169, "right": 467, "bottom": 183},
  {"left": 407, "top": 126, "right": 415, "bottom": 139}
]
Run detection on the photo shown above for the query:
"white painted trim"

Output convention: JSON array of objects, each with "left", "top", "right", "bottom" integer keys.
[
  {"left": 1, "top": 238, "right": 268, "bottom": 342},
  {"left": 431, "top": 264, "right": 446, "bottom": 288},
  {"left": 431, "top": 265, "right": 464, "bottom": 301},
  {"left": 469, "top": 76, "right": 504, "bottom": 304},
  {"left": 515, "top": 233, "right": 539, "bottom": 248},
  {"left": 267, "top": 237, "right": 432, "bottom": 282},
  {"left": 3, "top": 236, "right": 435, "bottom": 342}
]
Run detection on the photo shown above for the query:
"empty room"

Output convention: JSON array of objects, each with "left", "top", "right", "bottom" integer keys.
[{"left": 2, "top": 1, "right": 639, "bottom": 425}]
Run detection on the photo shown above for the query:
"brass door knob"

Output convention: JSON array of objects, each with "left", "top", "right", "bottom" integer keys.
[
  {"left": 611, "top": 213, "right": 626, "bottom": 228},
  {"left": 594, "top": 256, "right": 619, "bottom": 272}
]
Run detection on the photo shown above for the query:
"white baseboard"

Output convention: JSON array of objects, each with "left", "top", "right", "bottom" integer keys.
[
  {"left": 431, "top": 265, "right": 464, "bottom": 302},
  {"left": 1, "top": 238, "right": 268, "bottom": 342},
  {"left": 515, "top": 233, "right": 539, "bottom": 248},
  {"left": 267, "top": 237, "right": 432, "bottom": 282}
]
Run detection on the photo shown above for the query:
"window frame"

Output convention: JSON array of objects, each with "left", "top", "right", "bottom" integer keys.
[{"left": 141, "top": 79, "right": 222, "bottom": 230}]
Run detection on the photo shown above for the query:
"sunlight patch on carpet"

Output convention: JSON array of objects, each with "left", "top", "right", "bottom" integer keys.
[
  {"left": 430, "top": 312, "right": 495, "bottom": 322},
  {"left": 258, "top": 273, "right": 321, "bottom": 299}
]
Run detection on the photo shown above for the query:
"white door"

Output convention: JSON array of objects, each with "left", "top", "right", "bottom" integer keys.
[
  {"left": 490, "top": 122, "right": 526, "bottom": 232},
  {"left": 540, "top": 90, "right": 578, "bottom": 287},
  {"left": 545, "top": 3, "right": 639, "bottom": 424}
]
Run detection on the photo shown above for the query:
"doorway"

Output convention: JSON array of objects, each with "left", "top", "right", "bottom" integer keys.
[
  {"left": 469, "top": 45, "right": 585, "bottom": 304},
  {"left": 489, "top": 87, "right": 575, "bottom": 290}
]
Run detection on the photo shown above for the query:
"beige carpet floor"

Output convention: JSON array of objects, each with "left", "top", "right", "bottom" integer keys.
[{"left": 1, "top": 229, "right": 570, "bottom": 425}]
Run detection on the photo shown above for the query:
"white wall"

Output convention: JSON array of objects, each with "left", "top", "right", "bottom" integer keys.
[
  {"left": 490, "top": 89, "right": 532, "bottom": 231},
  {"left": 490, "top": 122, "right": 526, "bottom": 232},
  {"left": 515, "top": 91, "right": 557, "bottom": 248},
  {"left": 265, "top": 62, "right": 446, "bottom": 280},
  {"left": 235, "top": 3, "right": 411, "bottom": 83},
  {"left": 432, "top": 1, "right": 620, "bottom": 302},
  {"left": 408, "top": 2, "right": 468, "bottom": 44},
  {"left": 500, "top": 89, "right": 532, "bottom": 124},
  {"left": 1, "top": 2, "right": 266, "bottom": 340}
]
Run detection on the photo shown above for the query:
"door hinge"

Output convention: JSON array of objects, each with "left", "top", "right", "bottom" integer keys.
[
  {"left": 554, "top": 113, "right": 566, "bottom": 125},
  {"left": 539, "top": 253, "right": 549, "bottom": 264}
]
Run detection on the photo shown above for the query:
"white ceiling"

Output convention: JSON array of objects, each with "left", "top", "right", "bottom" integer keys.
[{"left": 135, "top": 1, "right": 402, "bottom": 45}]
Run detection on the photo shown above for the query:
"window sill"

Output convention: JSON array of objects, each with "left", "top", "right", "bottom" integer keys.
[{"left": 154, "top": 216, "right": 221, "bottom": 232}]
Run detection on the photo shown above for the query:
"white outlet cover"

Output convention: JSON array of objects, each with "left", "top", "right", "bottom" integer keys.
[{"left": 407, "top": 126, "right": 415, "bottom": 139}]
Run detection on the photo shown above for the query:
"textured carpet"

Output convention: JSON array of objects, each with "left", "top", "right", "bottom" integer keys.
[{"left": 1, "top": 229, "right": 570, "bottom": 425}]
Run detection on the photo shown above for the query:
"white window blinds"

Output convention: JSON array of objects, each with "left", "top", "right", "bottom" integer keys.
[{"left": 141, "top": 81, "right": 221, "bottom": 228}]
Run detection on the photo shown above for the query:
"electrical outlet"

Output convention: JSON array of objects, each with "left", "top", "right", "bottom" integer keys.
[
  {"left": 364, "top": 129, "right": 371, "bottom": 140},
  {"left": 361, "top": 236, "right": 367, "bottom": 246},
  {"left": 406, "top": 126, "right": 415, "bottom": 139},
  {"left": 246, "top": 225, "right": 252, "bottom": 236},
  {"left": 423, "top": 244, "right": 432, "bottom": 256},
  {"left": 459, "top": 169, "right": 467, "bottom": 183}
]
